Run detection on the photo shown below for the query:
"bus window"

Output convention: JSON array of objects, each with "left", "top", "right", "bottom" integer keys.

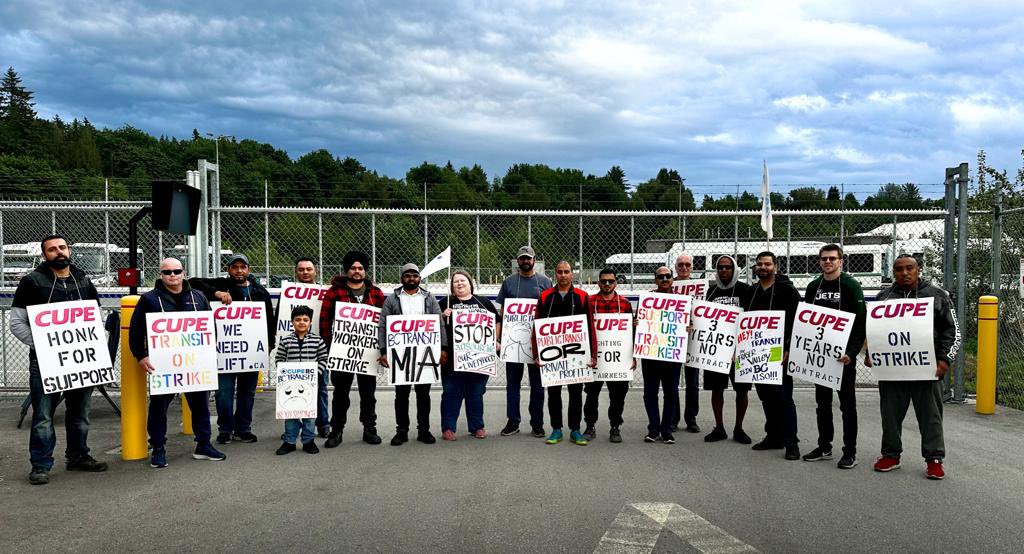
[{"left": 847, "top": 253, "right": 874, "bottom": 273}]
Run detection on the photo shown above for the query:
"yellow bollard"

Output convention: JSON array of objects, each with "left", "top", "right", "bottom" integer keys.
[
  {"left": 181, "top": 395, "right": 194, "bottom": 436},
  {"left": 976, "top": 295, "right": 999, "bottom": 415},
  {"left": 119, "top": 295, "right": 148, "bottom": 460}
]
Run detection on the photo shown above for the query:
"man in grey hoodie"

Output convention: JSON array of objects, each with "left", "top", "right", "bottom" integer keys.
[
  {"left": 378, "top": 263, "right": 448, "bottom": 446},
  {"left": 703, "top": 255, "right": 753, "bottom": 444}
]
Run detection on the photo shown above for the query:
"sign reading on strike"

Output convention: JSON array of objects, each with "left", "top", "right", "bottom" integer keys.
[
  {"left": 386, "top": 314, "right": 441, "bottom": 385},
  {"left": 453, "top": 308, "right": 497, "bottom": 376},
  {"left": 275, "top": 362, "right": 318, "bottom": 419},
  {"left": 326, "top": 304, "right": 380, "bottom": 376},
  {"left": 534, "top": 314, "right": 593, "bottom": 386},
  {"left": 735, "top": 311, "right": 785, "bottom": 385},
  {"left": 788, "top": 302, "right": 854, "bottom": 389},
  {"left": 212, "top": 301, "right": 269, "bottom": 373},
  {"left": 145, "top": 311, "right": 218, "bottom": 395},
  {"left": 686, "top": 300, "right": 740, "bottom": 374},
  {"left": 500, "top": 298, "right": 537, "bottom": 363},
  {"left": 594, "top": 313, "right": 633, "bottom": 382},
  {"left": 865, "top": 298, "right": 936, "bottom": 381},
  {"left": 672, "top": 279, "right": 707, "bottom": 299},
  {"left": 276, "top": 281, "right": 328, "bottom": 335},
  {"left": 28, "top": 300, "right": 115, "bottom": 393},
  {"left": 634, "top": 292, "right": 692, "bottom": 362}
]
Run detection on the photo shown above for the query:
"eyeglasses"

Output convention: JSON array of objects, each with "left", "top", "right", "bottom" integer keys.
[
  {"left": 656, "top": 274, "right": 672, "bottom": 280},
  {"left": 599, "top": 279, "right": 616, "bottom": 285},
  {"left": 676, "top": 262, "right": 692, "bottom": 267},
  {"left": 819, "top": 256, "right": 839, "bottom": 262},
  {"left": 160, "top": 269, "right": 184, "bottom": 276}
]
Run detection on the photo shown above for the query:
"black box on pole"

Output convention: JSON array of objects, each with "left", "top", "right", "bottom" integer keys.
[{"left": 151, "top": 180, "right": 201, "bottom": 235}]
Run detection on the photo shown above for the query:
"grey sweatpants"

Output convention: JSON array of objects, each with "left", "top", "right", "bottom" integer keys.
[{"left": 878, "top": 379, "right": 945, "bottom": 460}]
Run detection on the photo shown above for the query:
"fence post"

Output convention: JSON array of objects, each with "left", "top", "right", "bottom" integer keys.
[
  {"left": 786, "top": 216, "right": 791, "bottom": 273},
  {"left": 681, "top": 215, "right": 687, "bottom": 251},
  {"left": 318, "top": 212, "right": 324, "bottom": 284},
  {"left": 528, "top": 215, "right": 532, "bottom": 247},
  {"left": 51, "top": 210, "right": 56, "bottom": 234},
  {"left": 475, "top": 214, "right": 480, "bottom": 285},
  {"left": 423, "top": 213, "right": 428, "bottom": 267},
  {"left": 629, "top": 216, "right": 635, "bottom": 292},
  {"left": 264, "top": 205, "right": 271, "bottom": 283},
  {"left": 954, "top": 163, "right": 969, "bottom": 402},
  {"left": 371, "top": 213, "right": 377, "bottom": 284},
  {"left": 0, "top": 210, "right": 5, "bottom": 288},
  {"left": 991, "top": 187, "right": 1002, "bottom": 296},
  {"left": 578, "top": 214, "right": 583, "bottom": 281}
]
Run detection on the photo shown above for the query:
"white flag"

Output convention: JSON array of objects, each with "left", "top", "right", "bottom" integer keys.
[
  {"left": 760, "top": 161, "right": 773, "bottom": 240},
  {"left": 420, "top": 246, "right": 451, "bottom": 280}
]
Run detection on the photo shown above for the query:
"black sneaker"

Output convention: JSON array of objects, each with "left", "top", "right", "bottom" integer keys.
[
  {"left": 609, "top": 427, "right": 622, "bottom": 443},
  {"left": 417, "top": 430, "right": 436, "bottom": 444},
  {"left": 216, "top": 432, "right": 232, "bottom": 445},
  {"left": 802, "top": 447, "right": 833, "bottom": 462},
  {"left": 363, "top": 427, "right": 382, "bottom": 445},
  {"left": 785, "top": 446, "right": 801, "bottom": 460},
  {"left": 66, "top": 455, "right": 108, "bottom": 472},
  {"left": 752, "top": 439, "right": 784, "bottom": 451},
  {"left": 644, "top": 432, "right": 660, "bottom": 443},
  {"left": 670, "top": 424, "right": 680, "bottom": 432},
  {"left": 704, "top": 426, "right": 728, "bottom": 442},
  {"left": 531, "top": 426, "right": 546, "bottom": 438},
  {"left": 29, "top": 468, "right": 49, "bottom": 485},
  {"left": 391, "top": 431, "right": 409, "bottom": 446},
  {"left": 233, "top": 431, "right": 258, "bottom": 443},
  {"left": 302, "top": 441, "right": 320, "bottom": 454},
  {"left": 500, "top": 421, "right": 520, "bottom": 436},
  {"left": 583, "top": 425, "right": 596, "bottom": 441},
  {"left": 732, "top": 427, "right": 752, "bottom": 445},
  {"left": 275, "top": 442, "right": 296, "bottom": 455},
  {"left": 325, "top": 431, "right": 343, "bottom": 448},
  {"left": 837, "top": 454, "right": 858, "bottom": 469},
  {"left": 662, "top": 433, "right": 676, "bottom": 444},
  {"left": 685, "top": 422, "right": 701, "bottom": 433},
  {"left": 317, "top": 426, "right": 330, "bottom": 439}
]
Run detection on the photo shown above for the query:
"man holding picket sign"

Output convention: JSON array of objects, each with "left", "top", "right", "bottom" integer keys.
[
  {"left": 378, "top": 263, "right": 447, "bottom": 446},
  {"left": 868, "top": 254, "right": 960, "bottom": 480},
  {"left": 533, "top": 260, "right": 597, "bottom": 446},
  {"left": 190, "top": 253, "right": 275, "bottom": 445},
  {"left": 671, "top": 253, "right": 705, "bottom": 433},
  {"left": 701, "top": 255, "right": 752, "bottom": 444},
  {"left": 10, "top": 234, "right": 110, "bottom": 484},
  {"left": 635, "top": 267, "right": 686, "bottom": 444},
  {"left": 583, "top": 268, "right": 634, "bottom": 443},
  {"left": 795, "top": 244, "right": 866, "bottom": 469}
]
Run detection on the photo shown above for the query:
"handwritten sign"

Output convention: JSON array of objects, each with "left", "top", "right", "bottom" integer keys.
[
  {"left": 212, "top": 301, "right": 269, "bottom": 373},
  {"left": 634, "top": 292, "right": 692, "bottom": 362},
  {"left": 275, "top": 362, "right": 318, "bottom": 419},
  {"left": 789, "top": 302, "right": 854, "bottom": 389},
  {"left": 453, "top": 308, "right": 497, "bottom": 376},
  {"left": 865, "top": 299, "right": 936, "bottom": 381},
  {"left": 326, "top": 304, "right": 381, "bottom": 376},
  {"left": 535, "top": 314, "right": 593, "bottom": 386},
  {"left": 735, "top": 311, "right": 785, "bottom": 385},
  {"left": 686, "top": 300, "right": 740, "bottom": 374},
  {"left": 500, "top": 298, "right": 537, "bottom": 364},
  {"left": 28, "top": 300, "right": 114, "bottom": 393},
  {"left": 145, "top": 311, "right": 218, "bottom": 395},
  {"left": 275, "top": 281, "right": 329, "bottom": 335},
  {"left": 386, "top": 314, "right": 441, "bottom": 385},
  {"left": 594, "top": 313, "right": 633, "bottom": 382}
]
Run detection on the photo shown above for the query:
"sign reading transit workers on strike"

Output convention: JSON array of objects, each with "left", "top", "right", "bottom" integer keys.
[
  {"left": 788, "top": 302, "right": 854, "bottom": 390},
  {"left": 499, "top": 298, "right": 537, "bottom": 364},
  {"left": 634, "top": 292, "right": 692, "bottom": 362},
  {"left": 672, "top": 279, "right": 707, "bottom": 299},
  {"left": 212, "top": 301, "right": 269, "bottom": 373},
  {"left": 686, "top": 300, "right": 740, "bottom": 374},
  {"left": 326, "top": 304, "right": 380, "bottom": 376},
  {"left": 865, "top": 298, "right": 936, "bottom": 381},
  {"left": 275, "top": 281, "right": 329, "bottom": 335},
  {"left": 27, "top": 300, "right": 115, "bottom": 393},
  {"left": 452, "top": 308, "right": 498, "bottom": 376},
  {"left": 386, "top": 314, "right": 441, "bottom": 385},
  {"left": 145, "top": 311, "right": 218, "bottom": 395},
  {"left": 734, "top": 311, "right": 785, "bottom": 385},
  {"left": 594, "top": 313, "right": 633, "bottom": 382},
  {"left": 534, "top": 314, "right": 593, "bottom": 386},
  {"left": 275, "top": 362, "right": 318, "bottom": 419}
]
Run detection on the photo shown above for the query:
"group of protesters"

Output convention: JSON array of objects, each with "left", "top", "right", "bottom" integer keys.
[{"left": 15, "top": 234, "right": 959, "bottom": 485}]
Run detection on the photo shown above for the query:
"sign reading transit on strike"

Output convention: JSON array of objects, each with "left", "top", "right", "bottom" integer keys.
[
  {"left": 865, "top": 298, "right": 936, "bottom": 381},
  {"left": 788, "top": 302, "right": 854, "bottom": 390},
  {"left": 452, "top": 308, "right": 498, "bottom": 376},
  {"left": 145, "top": 311, "right": 218, "bottom": 395},
  {"left": 500, "top": 298, "right": 537, "bottom": 364},
  {"left": 633, "top": 292, "right": 692, "bottom": 362},
  {"left": 594, "top": 313, "right": 633, "bottom": 382},
  {"left": 686, "top": 300, "right": 741, "bottom": 374},
  {"left": 735, "top": 311, "right": 785, "bottom": 385},
  {"left": 326, "top": 304, "right": 380, "bottom": 376},
  {"left": 275, "top": 362, "right": 318, "bottom": 419},
  {"left": 276, "top": 281, "right": 329, "bottom": 335},
  {"left": 212, "top": 301, "right": 269, "bottom": 373},
  {"left": 534, "top": 314, "right": 593, "bottom": 386},
  {"left": 386, "top": 314, "right": 441, "bottom": 385},
  {"left": 672, "top": 279, "right": 707, "bottom": 299},
  {"left": 28, "top": 300, "right": 115, "bottom": 393}
]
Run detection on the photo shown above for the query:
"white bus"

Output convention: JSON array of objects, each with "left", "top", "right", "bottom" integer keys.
[{"left": 1, "top": 242, "right": 42, "bottom": 287}]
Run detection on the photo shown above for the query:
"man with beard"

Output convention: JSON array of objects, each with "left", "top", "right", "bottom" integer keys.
[
  {"left": 378, "top": 263, "right": 447, "bottom": 445},
  {"left": 672, "top": 253, "right": 701, "bottom": 433},
  {"left": 189, "top": 254, "right": 276, "bottom": 445},
  {"left": 495, "top": 246, "right": 553, "bottom": 438},
  {"left": 740, "top": 251, "right": 802, "bottom": 461},
  {"left": 642, "top": 267, "right": 682, "bottom": 444},
  {"left": 10, "top": 235, "right": 108, "bottom": 485},
  {"left": 320, "top": 251, "right": 385, "bottom": 447},
  {"left": 702, "top": 255, "right": 753, "bottom": 444},
  {"left": 582, "top": 269, "right": 634, "bottom": 443}
]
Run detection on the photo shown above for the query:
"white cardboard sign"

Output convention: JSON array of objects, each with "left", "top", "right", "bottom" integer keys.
[
  {"left": 865, "top": 298, "right": 937, "bottom": 381},
  {"left": 788, "top": 302, "right": 854, "bottom": 389},
  {"left": 28, "top": 300, "right": 115, "bottom": 393}
]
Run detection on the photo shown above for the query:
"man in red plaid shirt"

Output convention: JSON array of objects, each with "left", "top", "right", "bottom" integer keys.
[
  {"left": 320, "top": 250, "right": 386, "bottom": 448},
  {"left": 583, "top": 268, "right": 635, "bottom": 443}
]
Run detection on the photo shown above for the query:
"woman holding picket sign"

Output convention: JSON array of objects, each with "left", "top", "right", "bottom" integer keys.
[{"left": 440, "top": 270, "right": 499, "bottom": 440}]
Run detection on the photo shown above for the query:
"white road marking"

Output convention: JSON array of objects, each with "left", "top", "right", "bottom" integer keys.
[{"left": 595, "top": 502, "right": 758, "bottom": 554}]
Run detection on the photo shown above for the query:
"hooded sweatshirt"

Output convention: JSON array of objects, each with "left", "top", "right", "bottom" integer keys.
[
  {"left": 875, "top": 278, "right": 961, "bottom": 366},
  {"left": 804, "top": 271, "right": 867, "bottom": 358},
  {"left": 705, "top": 255, "right": 751, "bottom": 307},
  {"left": 739, "top": 273, "right": 802, "bottom": 350},
  {"left": 10, "top": 263, "right": 99, "bottom": 353}
]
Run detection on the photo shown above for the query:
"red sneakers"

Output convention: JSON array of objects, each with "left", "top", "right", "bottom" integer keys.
[
  {"left": 873, "top": 456, "right": 902, "bottom": 472},
  {"left": 472, "top": 429, "right": 487, "bottom": 439},
  {"left": 442, "top": 430, "right": 457, "bottom": 441},
  {"left": 926, "top": 459, "right": 945, "bottom": 480}
]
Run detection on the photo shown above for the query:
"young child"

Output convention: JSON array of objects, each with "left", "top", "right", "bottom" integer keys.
[{"left": 275, "top": 305, "right": 329, "bottom": 455}]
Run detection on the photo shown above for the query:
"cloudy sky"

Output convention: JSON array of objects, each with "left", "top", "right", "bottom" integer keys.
[{"left": 2, "top": 0, "right": 1022, "bottom": 196}]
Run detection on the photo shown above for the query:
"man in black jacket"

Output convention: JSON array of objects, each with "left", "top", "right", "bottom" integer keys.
[
  {"left": 189, "top": 253, "right": 275, "bottom": 445},
  {"left": 739, "top": 251, "right": 802, "bottom": 460},
  {"left": 10, "top": 234, "right": 108, "bottom": 485}
]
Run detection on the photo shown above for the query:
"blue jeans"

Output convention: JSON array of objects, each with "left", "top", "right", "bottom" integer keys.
[
  {"left": 316, "top": 368, "right": 329, "bottom": 430},
  {"left": 441, "top": 370, "right": 488, "bottom": 433},
  {"left": 283, "top": 418, "right": 316, "bottom": 444},
  {"left": 506, "top": 362, "right": 544, "bottom": 428},
  {"left": 148, "top": 391, "right": 212, "bottom": 447},
  {"left": 641, "top": 360, "right": 680, "bottom": 435},
  {"left": 215, "top": 372, "right": 259, "bottom": 434},
  {"left": 28, "top": 358, "right": 93, "bottom": 471}
]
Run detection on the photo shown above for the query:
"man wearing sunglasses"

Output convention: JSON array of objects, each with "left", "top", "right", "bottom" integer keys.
[
  {"left": 801, "top": 244, "right": 866, "bottom": 469},
  {"left": 583, "top": 269, "right": 634, "bottom": 443},
  {"left": 673, "top": 253, "right": 701, "bottom": 433},
  {"left": 703, "top": 255, "right": 753, "bottom": 444},
  {"left": 642, "top": 267, "right": 682, "bottom": 444},
  {"left": 190, "top": 253, "right": 276, "bottom": 445}
]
